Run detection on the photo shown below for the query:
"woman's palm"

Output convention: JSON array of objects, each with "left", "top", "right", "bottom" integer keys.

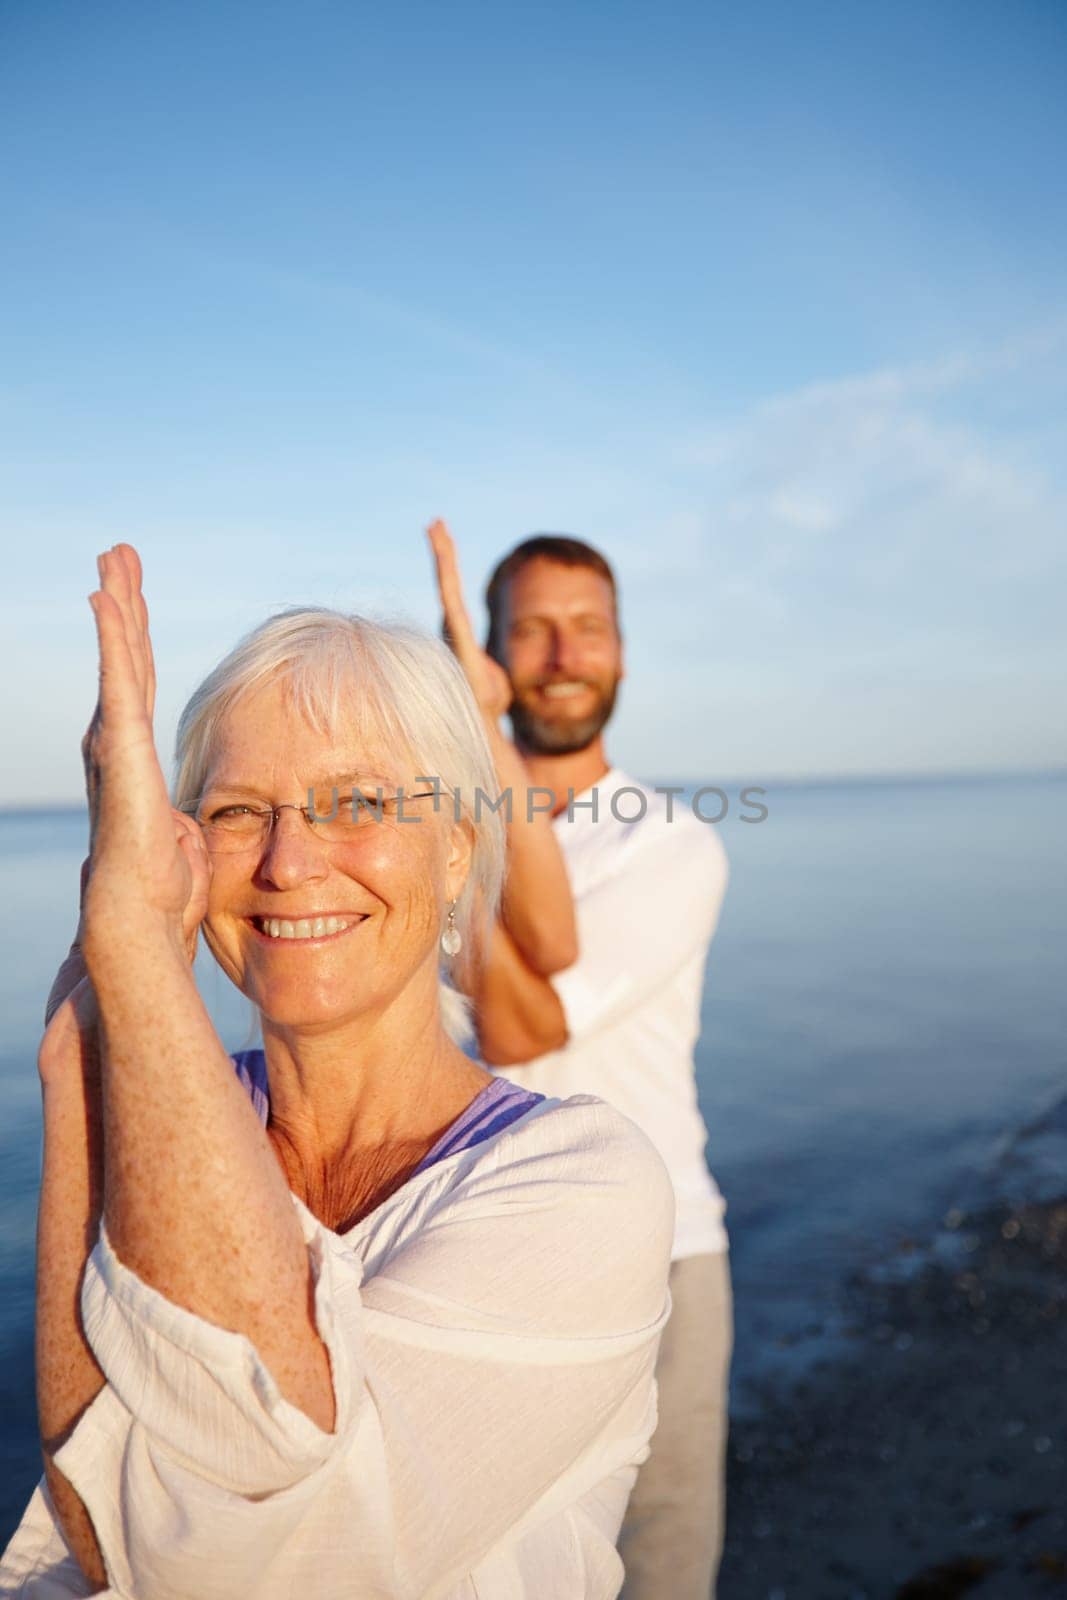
[{"left": 83, "top": 546, "right": 211, "bottom": 933}]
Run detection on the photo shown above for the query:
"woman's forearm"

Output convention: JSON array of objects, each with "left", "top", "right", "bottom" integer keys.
[
  {"left": 36, "top": 1018, "right": 108, "bottom": 1590},
  {"left": 86, "top": 912, "right": 335, "bottom": 1431},
  {"left": 485, "top": 728, "right": 578, "bottom": 976}
]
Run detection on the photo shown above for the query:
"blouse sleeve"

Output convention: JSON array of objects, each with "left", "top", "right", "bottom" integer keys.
[{"left": 52, "top": 1101, "right": 673, "bottom": 1600}]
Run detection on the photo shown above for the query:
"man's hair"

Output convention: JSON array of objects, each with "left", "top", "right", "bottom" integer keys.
[{"left": 484, "top": 535, "right": 619, "bottom": 661}]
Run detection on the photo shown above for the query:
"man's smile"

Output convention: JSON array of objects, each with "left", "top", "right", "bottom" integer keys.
[{"left": 538, "top": 681, "right": 595, "bottom": 701}]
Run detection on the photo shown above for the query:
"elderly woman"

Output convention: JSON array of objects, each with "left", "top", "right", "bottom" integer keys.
[{"left": 1, "top": 546, "right": 672, "bottom": 1600}]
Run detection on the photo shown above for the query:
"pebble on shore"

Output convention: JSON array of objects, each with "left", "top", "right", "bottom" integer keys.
[{"left": 720, "top": 1193, "right": 1067, "bottom": 1599}]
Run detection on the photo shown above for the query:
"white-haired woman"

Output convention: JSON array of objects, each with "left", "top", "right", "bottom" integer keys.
[{"left": 1, "top": 546, "right": 672, "bottom": 1600}]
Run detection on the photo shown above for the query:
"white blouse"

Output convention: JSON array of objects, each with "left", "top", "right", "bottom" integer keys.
[{"left": 1, "top": 1096, "right": 673, "bottom": 1600}]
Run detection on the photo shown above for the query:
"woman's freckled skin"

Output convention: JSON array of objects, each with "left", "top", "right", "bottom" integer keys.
[{"left": 198, "top": 679, "right": 467, "bottom": 1033}]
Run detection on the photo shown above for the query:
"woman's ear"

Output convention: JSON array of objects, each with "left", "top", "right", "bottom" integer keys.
[{"left": 444, "top": 816, "right": 475, "bottom": 904}]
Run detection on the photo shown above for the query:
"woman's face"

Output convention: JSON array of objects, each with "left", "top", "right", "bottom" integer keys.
[{"left": 196, "top": 678, "right": 471, "bottom": 1029}]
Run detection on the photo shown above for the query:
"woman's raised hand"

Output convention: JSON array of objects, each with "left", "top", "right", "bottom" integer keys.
[
  {"left": 42, "top": 550, "right": 204, "bottom": 1067},
  {"left": 81, "top": 546, "right": 210, "bottom": 956},
  {"left": 426, "top": 519, "right": 512, "bottom": 721}
]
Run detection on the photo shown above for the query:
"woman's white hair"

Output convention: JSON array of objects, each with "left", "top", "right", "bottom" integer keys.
[{"left": 173, "top": 607, "right": 505, "bottom": 1044}]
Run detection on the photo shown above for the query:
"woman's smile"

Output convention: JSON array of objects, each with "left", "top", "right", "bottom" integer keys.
[{"left": 248, "top": 912, "right": 370, "bottom": 944}]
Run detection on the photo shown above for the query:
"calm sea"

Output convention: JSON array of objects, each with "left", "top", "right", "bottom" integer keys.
[{"left": 1, "top": 775, "right": 1065, "bottom": 1540}]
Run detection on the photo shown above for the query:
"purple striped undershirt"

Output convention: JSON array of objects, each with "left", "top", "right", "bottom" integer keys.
[{"left": 231, "top": 1051, "right": 545, "bottom": 1176}]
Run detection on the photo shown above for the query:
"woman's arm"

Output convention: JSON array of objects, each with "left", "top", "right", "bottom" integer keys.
[
  {"left": 36, "top": 559, "right": 221, "bottom": 1588},
  {"left": 80, "top": 546, "right": 334, "bottom": 1431},
  {"left": 12, "top": 548, "right": 667, "bottom": 1600},
  {"left": 37, "top": 805, "right": 123, "bottom": 1587},
  {"left": 47, "top": 1101, "right": 673, "bottom": 1600},
  {"left": 37, "top": 974, "right": 108, "bottom": 1592},
  {"left": 427, "top": 519, "right": 578, "bottom": 976}
]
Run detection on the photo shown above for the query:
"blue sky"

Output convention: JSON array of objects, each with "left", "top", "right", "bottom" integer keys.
[{"left": 2, "top": 0, "right": 1065, "bottom": 802}]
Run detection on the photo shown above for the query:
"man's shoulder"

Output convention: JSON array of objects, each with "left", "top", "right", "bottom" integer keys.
[
  {"left": 553, "top": 768, "right": 727, "bottom": 906},
  {"left": 605, "top": 771, "right": 728, "bottom": 871}
]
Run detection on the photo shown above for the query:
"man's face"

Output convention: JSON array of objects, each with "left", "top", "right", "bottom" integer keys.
[{"left": 496, "top": 558, "right": 624, "bottom": 754}]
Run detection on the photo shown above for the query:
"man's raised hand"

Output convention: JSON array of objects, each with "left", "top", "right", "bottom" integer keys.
[{"left": 426, "top": 519, "right": 512, "bottom": 721}]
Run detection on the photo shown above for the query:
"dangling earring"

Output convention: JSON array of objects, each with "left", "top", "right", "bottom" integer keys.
[{"left": 441, "top": 899, "right": 462, "bottom": 958}]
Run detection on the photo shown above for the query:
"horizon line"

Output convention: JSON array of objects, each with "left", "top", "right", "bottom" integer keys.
[{"left": 2, "top": 764, "right": 1064, "bottom": 816}]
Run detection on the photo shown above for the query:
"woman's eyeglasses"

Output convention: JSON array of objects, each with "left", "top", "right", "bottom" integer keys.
[{"left": 183, "top": 788, "right": 441, "bottom": 853}]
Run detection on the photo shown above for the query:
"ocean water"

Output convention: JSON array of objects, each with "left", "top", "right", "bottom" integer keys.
[
  {"left": 694, "top": 772, "right": 1067, "bottom": 1395},
  {"left": 1, "top": 774, "right": 1065, "bottom": 1542}
]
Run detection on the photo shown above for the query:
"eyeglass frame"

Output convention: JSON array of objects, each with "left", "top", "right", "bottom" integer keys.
[{"left": 180, "top": 786, "right": 444, "bottom": 850}]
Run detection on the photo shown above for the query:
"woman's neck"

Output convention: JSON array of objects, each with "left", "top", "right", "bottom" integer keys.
[{"left": 258, "top": 1000, "right": 490, "bottom": 1231}]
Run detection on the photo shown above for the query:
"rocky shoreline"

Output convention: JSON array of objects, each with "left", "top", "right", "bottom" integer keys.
[{"left": 720, "top": 1188, "right": 1067, "bottom": 1598}]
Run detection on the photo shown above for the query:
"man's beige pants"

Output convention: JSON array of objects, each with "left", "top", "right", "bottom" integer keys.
[{"left": 617, "top": 1251, "right": 733, "bottom": 1600}]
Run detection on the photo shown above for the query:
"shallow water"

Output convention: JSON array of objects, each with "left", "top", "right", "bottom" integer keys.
[{"left": 1, "top": 774, "right": 1064, "bottom": 1539}]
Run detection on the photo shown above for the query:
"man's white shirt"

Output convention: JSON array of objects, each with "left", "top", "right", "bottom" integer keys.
[{"left": 496, "top": 768, "right": 729, "bottom": 1260}]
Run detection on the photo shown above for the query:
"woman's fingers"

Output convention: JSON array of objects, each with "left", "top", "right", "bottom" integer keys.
[
  {"left": 120, "top": 544, "right": 157, "bottom": 719},
  {"left": 82, "top": 545, "right": 155, "bottom": 835},
  {"left": 98, "top": 549, "right": 137, "bottom": 685},
  {"left": 87, "top": 582, "right": 160, "bottom": 829},
  {"left": 100, "top": 546, "right": 153, "bottom": 717},
  {"left": 88, "top": 587, "right": 152, "bottom": 736},
  {"left": 119, "top": 547, "right": 158, "bottom": 716},
  {"left": 99, "top": 547, "right": 153, "bottom": 719},
  {"left": 80, "top": 707, "right": 103, "bottom": 843},
  {"left": 140, "top": 586, "right": 157, "bottom": 721},
  {"left": 85, "top": 551, "right": 192, "bottom": 930}
]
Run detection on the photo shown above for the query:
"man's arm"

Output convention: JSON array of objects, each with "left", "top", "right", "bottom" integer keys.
[
  {"left": 460, "top": 917, "right": 568, "bottom": 1067},
  {"left": 427, "top": 519, "right": 578, "bottom": 977},
  {"left": 470, "top": 812, "right": 727, "bottom": 1064},
  {"left": 483, "top": 724, "right": 579, "bottom": 976}
]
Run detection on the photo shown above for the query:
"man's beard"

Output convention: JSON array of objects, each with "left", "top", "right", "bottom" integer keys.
[{"left": 507, "top": 677, "right": 620, "bottom": 756}]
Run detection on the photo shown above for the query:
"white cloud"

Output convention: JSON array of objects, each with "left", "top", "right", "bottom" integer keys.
[
  {"left": 595, "top": 321, "right": 1067, "bottom": 777},
  {"left": 3, "top": 324, "right": 1064, "bottom": 800},
  {"left": 669, "top": 320, "right": 1067, "bottom": 662}
]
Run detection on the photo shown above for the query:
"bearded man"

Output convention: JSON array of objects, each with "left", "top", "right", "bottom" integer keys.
[{"left": 429, "top": 525, "right": 732, "bottom": 1600}]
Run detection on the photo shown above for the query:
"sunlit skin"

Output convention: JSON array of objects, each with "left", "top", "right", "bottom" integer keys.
[
  {"left": 198, "top": 677, "right": 488, "bottom": 1151},
  {"left": 496, "top": 558, "right": 625, "bottom": 807}
]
